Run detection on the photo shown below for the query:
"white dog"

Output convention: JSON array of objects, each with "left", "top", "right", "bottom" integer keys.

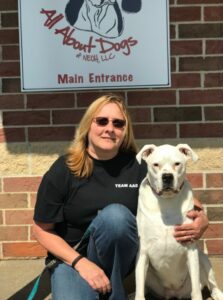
[
  {"left": 65, "top": 0, "right": 123, "bottom": 38},
  {"left": 134, "top": 144, "right": 223, "bottom": 300},
  {"left": 65, "top": 0, "right": 142, "bottom": 38}
]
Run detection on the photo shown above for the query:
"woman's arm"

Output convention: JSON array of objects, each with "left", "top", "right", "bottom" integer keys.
[
  {"left": 173, "top": 198, "right": 209, "bottom": 243},
  {"left": 33, "top": 221, "right": 111, "bottom": 294}
]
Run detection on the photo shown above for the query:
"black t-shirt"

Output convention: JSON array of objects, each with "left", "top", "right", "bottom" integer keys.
[{"left": 34, "top": 152, "right": 147, "bottom": 246}]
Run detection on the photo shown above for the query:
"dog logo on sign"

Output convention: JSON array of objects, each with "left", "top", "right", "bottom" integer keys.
[{"left": 65, "top": 0, "right": 142, "bottom": 38}]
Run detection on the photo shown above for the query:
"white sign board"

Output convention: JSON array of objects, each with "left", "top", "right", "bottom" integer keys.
[{"left": 18, "top": 0, "right": 170, "bottom": 91}]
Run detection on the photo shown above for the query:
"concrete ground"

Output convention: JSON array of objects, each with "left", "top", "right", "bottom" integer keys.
[{"left": 0, "top": 257, "right": 223, "bottom": 300}]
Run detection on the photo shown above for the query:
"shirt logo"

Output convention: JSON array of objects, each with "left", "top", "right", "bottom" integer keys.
[{"left": 115, "top": 183, "right": 138, "bottom": 188}]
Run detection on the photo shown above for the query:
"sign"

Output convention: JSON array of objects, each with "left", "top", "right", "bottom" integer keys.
[{"left": 18, "top": 0, "right": 171, "bottom": 91}]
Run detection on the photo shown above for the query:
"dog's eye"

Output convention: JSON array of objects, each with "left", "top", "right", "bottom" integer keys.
[
  {"left": 175, "top": 162, "right": 181, "bottom": 166},
  {"left": 153, "top": 163, "right": 159, "bottom": 168}
]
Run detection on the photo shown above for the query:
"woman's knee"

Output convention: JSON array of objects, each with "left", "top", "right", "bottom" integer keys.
[{"left": 98, "top": 204, "right": 137, "bottom": 238}]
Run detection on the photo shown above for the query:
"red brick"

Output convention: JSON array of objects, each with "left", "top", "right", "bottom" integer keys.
[
  {"left": 0, "top": 29, "right": 19, "bottom": 44},
  {"left": 206, "top": 40, "right": 223, "bottom": 54},
  {"left": 154, "top": 107, "right": 201, "bottom": 122},
  {"left": 171, "top": 57, "right": 176, "bottom": 72},
  {"left": 204, "top": 6, "right": 223, "bottom": 21},
  {"left": 171, "top": 40, "right": 202, "bottom": 55},
  {"left": 3, "top": 177, "right": 41, "bottom": 193},
  {"left": 53, "top": 109, "right": 85, "bottom": 125},
  {"left": 170, "top": 25, "right": 176, "bottom": 39},
  {"left": 133, "top": 124, "right": 176, "bottom": 139},
  {"left": 0, "top": 128, "right": 25, "bottom": 143},
  {"left": 179, "top": 0, "right": 223, "bottom": 3},
  {"left": 0, "top": 94, "right": 24, "bottom": 109},
  {"left": 171, "top": 73, "right": 201, "bottom": 88},
  {"left": 203, "top": 224, "right": 223, "bottom": 239},
  {"left": 128, "top": 108, "right": 151, "bottom": 123},
  {"left": 205, "top": 106, "right": 223, "bottom": 121},
  {"left": 27, "top": 93, "right": 75, "bottom": 109},
  {"left": 2, "top": 78, "right": 21, "bottom": 93},
  {"left": 180, "top": 123, "right": 223, "bottom": 138},
  {"left": 207, "top": 207, "right": 223, "bottom": 222},
  {"left": 1, "top": 12, "right": 18, "bottom": 27},
  {"left": 2, "top": 45, "right": 19, "bottom": 60},
  {"left": 76, "top": 92, "right": 125, "bottom": 107},
  {"left": 0, "top": 0, "right": 18, "bottom": 10},
  {"left": 187, "top": 173, "right": 203, "bottom": 188},
  {"left": 179, "top": 24, "right": 223, "bottom": 39},
  {"left": 0, "top": 226, "right": 28, "bottom": 241},
  {"left": 77, "top": 92, "right": 104, "bottom": 107},
  {"left": 170, "top": 7, "right": 201, "bottom": 22},
  {"left": 127, "top": 91, "right": 176, "bottom": 106},
  {"left": 205, "top": 73, "right": 223, "bottom": 88},
  {"left": 206, "top": 173, "right": 223, "bottom": 188},
  {"left": 179, "top": 57, "right": 223, "bottom": 71},
  {"left": 3, "top": 111, "right": 50, "bottom": 126},
  {"left": 0, "top": 211, "right": 3, "bottom": 225},
  {"left": 28, "top": 126, "right": 75, "bottom": 142},
  {"left": 30, "top": 193, "right": 37, "bottom": 208},
  {"left": 194, "top": 190, "right": 223, "bottom": 205},
  {"left": 5, "top": 210, "right": 34, "bottom": 225},
  {"left": 0, "top": 62, "right": 20, "bottom": 76},
  {"left": 206, "top": 240, "right": 223, "bottom": 255},
  {"left": 3, "top": 242, "right": 47, "bottom": 258},
  {"left": 180, "top": 89, "right": 223, "bottom": 105},
  {"left": 0, "top": 193, "right": 28, "bottom": 208}
]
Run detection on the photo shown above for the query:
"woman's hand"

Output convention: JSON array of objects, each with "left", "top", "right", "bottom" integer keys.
[
  {"left": 75, "top": 257, "right": 111, "bottom": 295},
  {"left": 174, "top": 209, "right": 209, "bottom": 243}
]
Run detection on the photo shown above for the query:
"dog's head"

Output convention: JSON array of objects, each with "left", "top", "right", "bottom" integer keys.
[
  {"left": 137, "top": 144, "right": 198, "bottom": 198},
  {"left": 87, "top": 0, "right": 116, "bottom": 7}
]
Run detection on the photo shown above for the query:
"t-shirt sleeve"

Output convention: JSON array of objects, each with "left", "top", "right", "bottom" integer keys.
[{"left": 34, "top": 156, "right": 70, "bottom": 223}]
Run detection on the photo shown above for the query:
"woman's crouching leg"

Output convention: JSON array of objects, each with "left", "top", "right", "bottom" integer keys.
[{"left": 87, "top": 204, "right": 139, "bottom": 300}]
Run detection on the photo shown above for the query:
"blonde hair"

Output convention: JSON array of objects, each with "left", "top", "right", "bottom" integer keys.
[{"left": 66, "top": 94, "right": 137, "bottom": 178}]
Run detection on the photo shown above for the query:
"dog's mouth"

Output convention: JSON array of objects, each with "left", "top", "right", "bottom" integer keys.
[
  {"left": 159, "top": 183, "right": 183, "bottom": 196},
  {"left": 156, "top": 188, "right": 179, "bottom": 198},
  {"left": 160, "top": 187, "right": 177, "bottom": 194}
]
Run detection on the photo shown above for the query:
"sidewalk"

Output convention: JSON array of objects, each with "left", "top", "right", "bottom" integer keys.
[{"left": 1, "top": 257, "right": 223, "bottom": 300}]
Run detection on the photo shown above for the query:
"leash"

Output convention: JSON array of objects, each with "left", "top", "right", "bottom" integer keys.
[
  {"left": 27, "top": 259, "right": 59, "bottom": 300},
  {"left": 26, "top": 227, "right": 91, "bottom": 300}
]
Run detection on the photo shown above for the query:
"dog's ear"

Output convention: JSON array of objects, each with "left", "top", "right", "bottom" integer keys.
[
  {"left": 65, "top": 0, "right": 84, "bottom": 26},
  {"left": 122, "top": 0, "right": 141, "bottom": 13},
  {"left": 176, "top": 144, "right": 198, "bottom": 162},
  {"left": 136, "top": 144, "right": 156, "bottom": 164}
]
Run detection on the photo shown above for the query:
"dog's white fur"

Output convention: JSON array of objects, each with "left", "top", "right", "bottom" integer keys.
[{"left": 134, "top": 144, "right": 223, "bottom": 300}]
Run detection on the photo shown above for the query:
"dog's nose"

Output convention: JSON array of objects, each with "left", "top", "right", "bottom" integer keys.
[{"left": 162, "top": 173, "right": 173, "bottom": 184}]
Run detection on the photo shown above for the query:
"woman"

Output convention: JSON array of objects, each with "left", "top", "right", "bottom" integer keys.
[{"left": 33, "top": 94, "right": 208, "bottom": 300}]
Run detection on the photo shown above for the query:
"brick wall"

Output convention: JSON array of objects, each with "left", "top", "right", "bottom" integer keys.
[{"left": 0, "top": 0, "right": 223, "bottom": 259}]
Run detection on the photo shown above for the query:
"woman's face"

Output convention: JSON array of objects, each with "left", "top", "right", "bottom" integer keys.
[{"left": 87, "top": 102, "right": 126, "bottom": 160}]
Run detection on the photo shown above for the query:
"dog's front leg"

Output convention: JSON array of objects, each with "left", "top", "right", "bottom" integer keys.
[
  {"left": 135, "top": 251, "right": 148, "bottom": 300},
  {"left": 187, "top": 244, "right": 203, "bottom": 300}
]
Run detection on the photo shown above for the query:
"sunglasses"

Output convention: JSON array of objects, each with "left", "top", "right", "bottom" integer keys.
[{"left": 93, "top": 117, "right": 126, "bottom": 129}]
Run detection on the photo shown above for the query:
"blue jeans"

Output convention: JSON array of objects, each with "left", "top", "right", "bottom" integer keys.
[{"left": 51, "top": 204, "right": 138, "bottom": 300}]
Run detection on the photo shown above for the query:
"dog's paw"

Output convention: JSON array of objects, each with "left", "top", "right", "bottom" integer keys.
[{"left": 211, "top": 288, "right": 223, "bottom": 300}]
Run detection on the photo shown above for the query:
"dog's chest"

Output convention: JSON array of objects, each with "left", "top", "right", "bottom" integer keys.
[
  {"left": 138, "top": 210, "right": 188, "bottom": 274},
  {"left": 138, "top": 210, "right": 185, "bottom": 247},
  {"left": 137, "top": 185, "right": 191, "bottom": 263}
]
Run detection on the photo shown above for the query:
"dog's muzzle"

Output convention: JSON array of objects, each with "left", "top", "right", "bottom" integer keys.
[{"left": 162, "top": 173, "right": 174, "bottom": 190}]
